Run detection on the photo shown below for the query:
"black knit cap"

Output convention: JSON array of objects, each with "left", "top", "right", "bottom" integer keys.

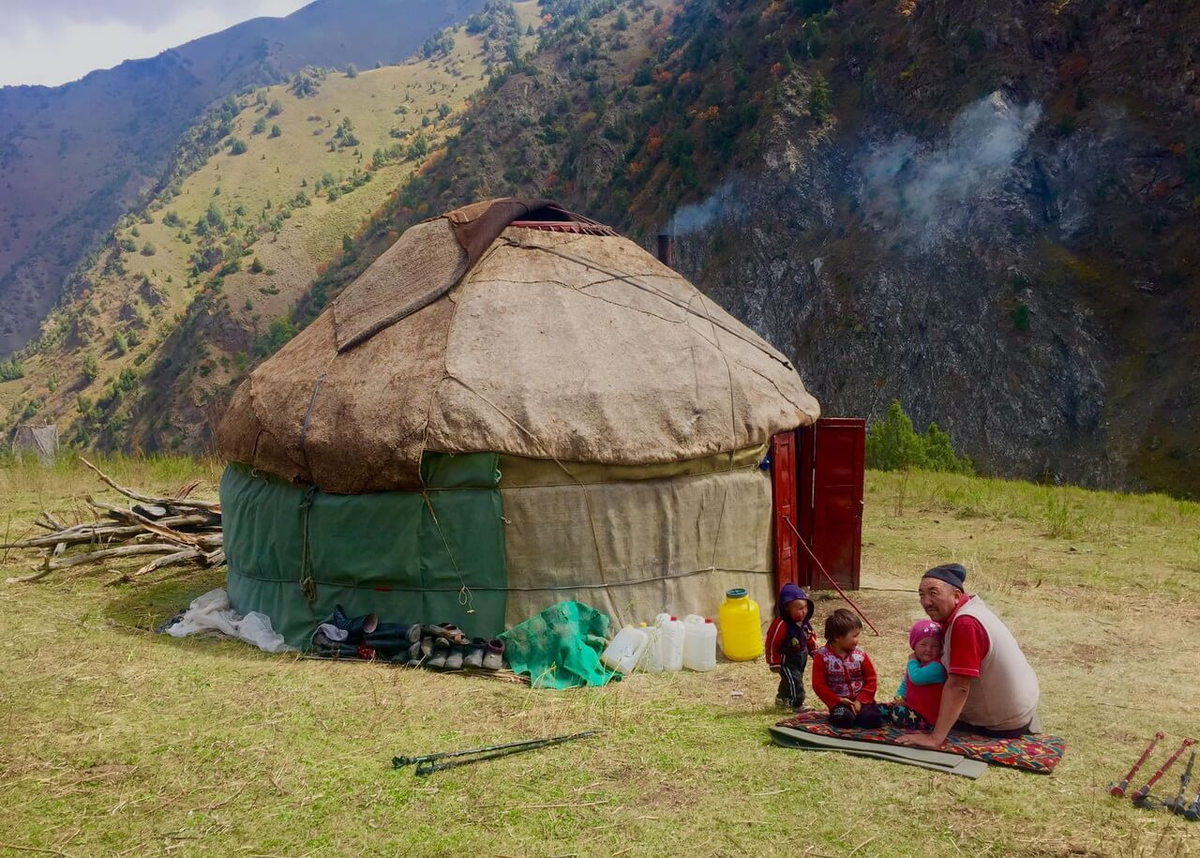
[{"left": 922, "top": 563, "right": 967, "bottom": 591}]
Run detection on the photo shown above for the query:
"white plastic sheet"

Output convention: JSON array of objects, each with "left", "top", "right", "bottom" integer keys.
[{"left": 166, "top": 588, "right": 295, "bottom": 654}]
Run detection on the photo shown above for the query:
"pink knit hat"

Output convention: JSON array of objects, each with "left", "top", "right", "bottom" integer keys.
[{"left": 909, "top": 619, "right": 942, "bottom": 650}]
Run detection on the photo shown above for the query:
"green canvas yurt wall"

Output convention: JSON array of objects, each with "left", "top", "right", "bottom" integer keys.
[{"left": 216, "top": 199, "right": 820, "bottom": 648}]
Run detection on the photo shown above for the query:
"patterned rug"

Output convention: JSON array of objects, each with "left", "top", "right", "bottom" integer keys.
[{"left": 774, "top": 711, "right": 1065, "bottom": 774}]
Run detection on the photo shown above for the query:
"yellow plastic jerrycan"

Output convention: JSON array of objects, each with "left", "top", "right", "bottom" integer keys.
[{"left": 718, "top": 588, "right": 763, "bottom": 661}]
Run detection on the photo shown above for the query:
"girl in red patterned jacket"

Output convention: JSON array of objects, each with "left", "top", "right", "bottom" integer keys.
[{"left": 811, "top": 608, "right": 882, "bottom": 728}]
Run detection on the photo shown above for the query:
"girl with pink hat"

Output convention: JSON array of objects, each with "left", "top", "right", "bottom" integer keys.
[{"left": 881, "top": 619, "right": 946, "bottom": 730}]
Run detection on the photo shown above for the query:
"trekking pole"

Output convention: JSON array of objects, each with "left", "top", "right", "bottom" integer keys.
[
  {"left": 413, "top": 730, "right": 600, "bottom": 776},
  {"left": 393, "top": 731, "right": 600, "bottom": 772},
  {"left": 1172, "top": 750, "right": 1196, "bottom": 815},
  {"left": 1110, "top": 731, "right": 1165, "bottom": 798},
  {"left": 1132, "top": 737, "right": 1196, "bottom": 806},
  {"left": 1185, "top": 790, "right": 1200, "bottom": 821}
]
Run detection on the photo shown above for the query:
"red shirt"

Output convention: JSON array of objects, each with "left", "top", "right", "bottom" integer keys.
[
  {"left": 811, "top": 645, "right": 877, "bottom": 708},
  {"left": 946, "top": 595, "right": 990, "bottom": 678}
]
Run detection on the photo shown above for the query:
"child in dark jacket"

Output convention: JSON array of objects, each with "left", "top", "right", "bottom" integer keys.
[
  {"left": 811, "top": 608, "right": 882, "bottom": 728},
  {"left": 765, "top": 583, "right": 816, "bottom": 711}
]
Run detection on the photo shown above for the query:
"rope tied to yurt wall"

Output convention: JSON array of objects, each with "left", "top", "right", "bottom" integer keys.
[
  {"left": 298, "top": 484, "right": 318, "bottom": 604},
  {"left": 419, "top": 489, "right": 476, "bottom": 615}
]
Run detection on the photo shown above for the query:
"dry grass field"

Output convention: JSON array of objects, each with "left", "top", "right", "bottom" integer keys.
[{"left": 0, "top": 458, "right": 1196, "bottom": 856}]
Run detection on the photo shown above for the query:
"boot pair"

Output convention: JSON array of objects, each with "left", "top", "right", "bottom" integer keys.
[
  {"left": 427, "top": 638, "right": 463, "bottom": 671},
  {"left": 469, "top": 637, "right": 505, "bottom": 671}
]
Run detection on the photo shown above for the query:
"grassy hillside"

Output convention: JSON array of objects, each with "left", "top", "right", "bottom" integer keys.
[
  {"left": 0, "top": 8, "right": 533, "bottom": 451},
  {"left": 0, "top": 459, "right": 1195, "bottom": 855}
]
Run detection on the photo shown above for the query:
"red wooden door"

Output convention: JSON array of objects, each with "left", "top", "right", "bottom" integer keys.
[
  {"left": 797, "top": 418, "right": 865, "bottom": 590},
  {"left": 770, "top": 432, "right": 798, "bottom": 593}
]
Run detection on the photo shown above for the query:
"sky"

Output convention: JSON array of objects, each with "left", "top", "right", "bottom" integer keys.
[{"left": 0, "top": 0, "right": 312, "bottom": 88}]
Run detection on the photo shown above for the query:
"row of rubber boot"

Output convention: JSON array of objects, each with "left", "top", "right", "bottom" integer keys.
[
  {"left": 413, "top": 634, "right": 506, "bottom": 671},
  {"left": 310, "top": 605, "right": 506, "bottom": 671}
]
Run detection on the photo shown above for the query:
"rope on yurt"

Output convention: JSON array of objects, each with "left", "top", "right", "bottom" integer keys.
[
  {"left": 419, "top": 489, "right": 476, "bottom": 615},
  {"left": 438, "top": 373, "right": 609, "bottom": 584},
  {"left": 688, "top": 287, "right": 739, "bottom": 580},
  {"left": 298, "top": 485, "right": 318, "bottom": 604},
  {"left": 498, "top": 238, "right": 799, "bottom": 374}
]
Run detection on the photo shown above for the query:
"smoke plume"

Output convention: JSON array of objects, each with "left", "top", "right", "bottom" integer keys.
[
  {"left": 859, "top": 91, "right": 1042, "bottom": 243},
  {"left": 668, "top": 178, "right": 744, "bottom": 236}
]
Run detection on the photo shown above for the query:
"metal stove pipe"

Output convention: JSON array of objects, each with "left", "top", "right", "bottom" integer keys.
[{"left": 657, "top": 233, "right": 673, "bottom": 268}]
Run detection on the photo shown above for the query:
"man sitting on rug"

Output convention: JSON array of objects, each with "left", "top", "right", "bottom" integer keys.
[{"left": 897, "top": 563, "right": 1041, "bottom": 749}]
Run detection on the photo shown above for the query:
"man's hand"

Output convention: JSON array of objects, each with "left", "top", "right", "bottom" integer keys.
[
  {"left": 839, "top": 697, "right": 860, "bottom": 714},
  {"left": 896, "top": 732, "right": 944, "bottom": 749}
]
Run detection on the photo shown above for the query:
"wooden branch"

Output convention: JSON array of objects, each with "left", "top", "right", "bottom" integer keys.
[
  {"left": 201, "top": 549, "right": 225, "bottom": 567},
  {"left": 85, "top": 497, "right": 203, "bottom": 548},
  {"left": 173, "top": 478, "right": 203, "bottom": 500},
  {"left": 133, "top": 549, "right": 201, "bottom": 577},
  {"left": 6, "top": 566, "right": 58, "bottom": 585},
  {"left": 0, "top": 515, "right": 215, "bottom": 550},
  {"left": 46, "top": 543, "right": 186, "bottom": 571},
  {"left": 77, "top": 456, "right": 220, "bottom": 510}
]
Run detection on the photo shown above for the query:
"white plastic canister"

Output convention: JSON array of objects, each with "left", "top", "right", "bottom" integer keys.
[
  {"left": 683, "top": 617, "right": 718, "bottom": 672},
  {"left": 601, "top": 626, "right": 651, "bottom": 674},
  {"left": 659, "top": 616, "right": 686, "bottom": 672},
  {"left": 643, "top": 613, "right": 672, "bottom": 673}
]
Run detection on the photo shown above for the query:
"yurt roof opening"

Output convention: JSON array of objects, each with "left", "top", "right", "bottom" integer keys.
[{"left": 217, "top": 199, "right": 820, "bottom": 648}]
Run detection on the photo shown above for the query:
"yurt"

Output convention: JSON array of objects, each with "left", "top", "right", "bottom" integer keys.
[{"left": 216, "top": 199, "right": 820, "bottom": 648}]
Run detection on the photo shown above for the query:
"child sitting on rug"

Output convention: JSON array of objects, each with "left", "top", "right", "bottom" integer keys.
[
  {"left": 811, "top": 608, "right": 882, "bottom": 728},
  {"left": 883, "top": 619, "right": 946, "bottom": 731},
  {"left": 766, "top": 583, "right": 817, "bottom": 711}
]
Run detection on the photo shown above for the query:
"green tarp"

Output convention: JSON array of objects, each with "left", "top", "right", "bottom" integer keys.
[
  {"left": 221, "top": 455, "right": 506, "bottom": 648},
  {"left": 499, "top": 601, "right": 619, "bottom": 689}
]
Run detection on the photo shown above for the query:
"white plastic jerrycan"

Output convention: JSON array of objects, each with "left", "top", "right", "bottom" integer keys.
[
  {"left": 642, "top": 613, "right": 672, "bottom": 673},
  {"left": 683, "top": 615, "right": 718, "bottom": 672},
  {"left": 659, "top": 616, "right": 686, "bottom": 672},
  {"left": 601, "top": 625, "right": 650, "bottom": 674}
]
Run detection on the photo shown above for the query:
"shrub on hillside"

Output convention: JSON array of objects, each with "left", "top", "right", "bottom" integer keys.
[
  {"left": 270, "top": 124, "right": 282, "bottom": 138},
  {"left": 0, "top": 358, "right": 24, "bottom": 381},
  {"left": 253, "top": 117, "right": 267, "bottom": 134},
  {"left": 229, "top": 138, "right": 248, "bottom": 155},
  {"left": 345, "top": 63, "right": 359, "bottom": 78},
  {"left": 866, "top": 400, "right": 974, "bottom": 474},
  {"left": 808, "top": 72, "right": 832, "bottom": 122},
  {"left": 268, "top": 99, "right": 283, "bottom": 117},
  {"left": 255, "top": 317, "right": 296, "bottom": 357}
]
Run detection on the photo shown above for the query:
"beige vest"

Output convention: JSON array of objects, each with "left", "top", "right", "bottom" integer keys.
[{"left": 943, "top": 597, "right": 1041, "bottom": 732}]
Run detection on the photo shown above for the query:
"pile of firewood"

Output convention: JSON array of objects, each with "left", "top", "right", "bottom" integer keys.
[{"left": 2, "top": 458, "right": 223, "bottom": 585}]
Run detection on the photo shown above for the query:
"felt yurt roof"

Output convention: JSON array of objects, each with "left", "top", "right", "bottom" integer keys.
[{"left": 217, "top": 199, "right": 820, "bottom": 493}]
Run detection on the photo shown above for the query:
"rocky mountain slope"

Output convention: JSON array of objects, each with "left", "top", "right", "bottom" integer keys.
[
  {"left": 4, "top": 0, "right": 1196, "bottom": 498},
  {"left": 0, "top": 0, "right": 485, "bottom": 356}
]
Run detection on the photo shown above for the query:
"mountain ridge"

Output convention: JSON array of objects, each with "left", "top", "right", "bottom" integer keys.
[{"left": 0, "top": 0, "right": 486, "bottom": 356}]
